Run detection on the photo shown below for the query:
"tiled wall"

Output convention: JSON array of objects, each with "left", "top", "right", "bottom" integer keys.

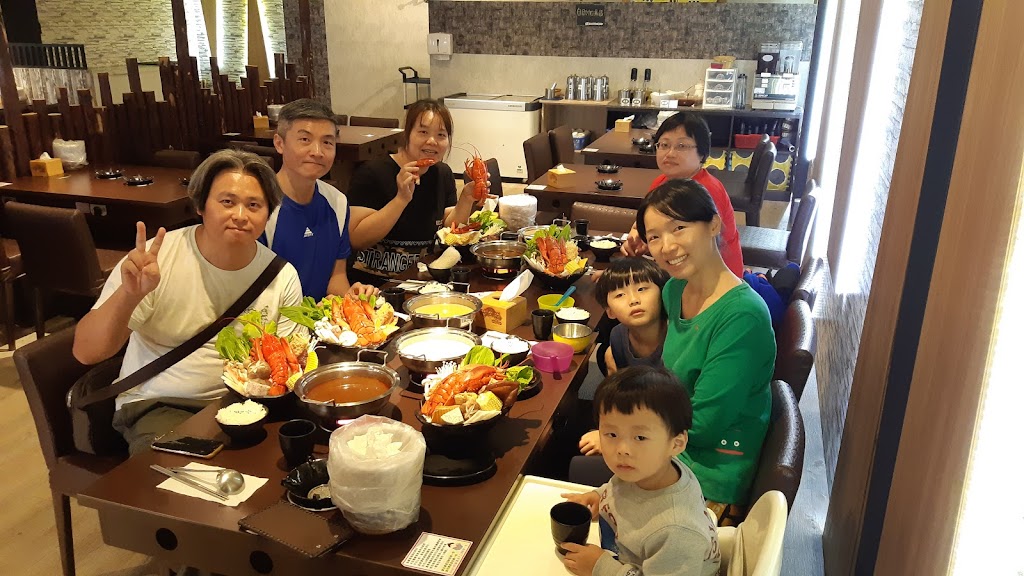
[
  {"left": 37, "top": 0, "right": 176, "bottom": 74},
  {"left": 38, "top": 0, "right": 287, "bottom": 83},
  {"left": 283, "top": 0, "right": 331, "bottom": 104},
  {"left": 814, "top": 0, "right": 924, "bottom": 485},
  {"left": 429, "top": 2, "right": 816, "bottom": 60}
]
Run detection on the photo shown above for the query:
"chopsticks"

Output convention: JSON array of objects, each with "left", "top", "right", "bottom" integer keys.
[{"left": 151, "top": 464, "right": 228, "bottom": 500}]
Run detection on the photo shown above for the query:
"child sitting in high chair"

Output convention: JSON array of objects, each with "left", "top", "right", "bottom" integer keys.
[{"left": 561, "top": 366, "right": 720, "bottom": 576}]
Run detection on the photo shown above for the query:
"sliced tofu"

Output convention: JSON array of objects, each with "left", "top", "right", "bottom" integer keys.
[{"left": 440, "top": 407, "right": 465, "bottom": 425}]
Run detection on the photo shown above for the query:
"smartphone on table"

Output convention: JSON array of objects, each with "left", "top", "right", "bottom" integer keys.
[{"left": 151, "top": 433, "right": 224, "bottom": 459}]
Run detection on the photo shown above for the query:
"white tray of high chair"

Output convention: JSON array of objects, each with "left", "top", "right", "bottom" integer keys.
[{"left": 464, "top": 475, "right": 601, "bottom": 576}]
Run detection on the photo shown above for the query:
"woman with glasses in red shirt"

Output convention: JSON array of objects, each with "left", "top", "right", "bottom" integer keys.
[{"left": 621, "top": 112, "right": 743, "bottom": 277}]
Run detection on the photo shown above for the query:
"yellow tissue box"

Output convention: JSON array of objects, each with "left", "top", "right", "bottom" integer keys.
[
  {"left": 614, "top": 118, "right": 632, "bottom": 133},
  {"left": 547, "top": 166, "right": 576, "bottom": 189},
  {"left": 475, "top": 292, "right": 529, "bottom": 333},
  {"left": 30, "top": 157, "right": 64, "bottom": 177},
  {"left": 253, "top": 115, "right": 270, "bottom": 130}
]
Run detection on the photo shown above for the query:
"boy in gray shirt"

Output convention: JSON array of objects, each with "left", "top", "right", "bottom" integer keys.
[{"left": 561, "top": 366, "right": 720, "bottom": 576}]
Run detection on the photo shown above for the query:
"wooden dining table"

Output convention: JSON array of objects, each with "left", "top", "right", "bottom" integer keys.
[
  {"left": 77, "top": 256, "right": 607, "bottom": 575},
  {"left": 524, "top": 162, "right": 660, "bottom": 214},
  {"left": 580, "top": 128, "right": 659, "bottom": 169},
  {"left": 0, "top": 165, "right": 197, "bottom": 247}
]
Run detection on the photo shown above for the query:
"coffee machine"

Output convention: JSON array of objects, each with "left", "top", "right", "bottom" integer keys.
[{"left": 752, "top": 41, "right": 801, "bottom": 111}]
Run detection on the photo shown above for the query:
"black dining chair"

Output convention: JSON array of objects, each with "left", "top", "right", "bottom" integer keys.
[
  {"left": 350, "top": 116, "right": 400, "bottom": 129},
  {"left": 548, "top": 125, "right": 576, "bottom": 165}
]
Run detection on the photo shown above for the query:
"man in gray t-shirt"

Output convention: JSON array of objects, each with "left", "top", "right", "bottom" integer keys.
[{"left": 561, "top": 366, "right": 720, "bottom": 576}]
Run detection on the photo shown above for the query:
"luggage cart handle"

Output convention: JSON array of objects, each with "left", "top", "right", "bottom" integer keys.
[{"left": 399, "top": 67, "right": 419, "bottom": 82}]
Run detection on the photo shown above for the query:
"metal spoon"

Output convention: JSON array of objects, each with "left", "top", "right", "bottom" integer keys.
[{"left": 170, "top": 467, "right": 246, "bottom": 495}]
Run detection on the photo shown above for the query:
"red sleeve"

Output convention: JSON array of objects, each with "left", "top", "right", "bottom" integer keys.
[
  {"left": 693, "top": 170, "right": 744, "bottom": 276},
  {"left": 649, "top": 173, "right": 668, "bottom": 192}
]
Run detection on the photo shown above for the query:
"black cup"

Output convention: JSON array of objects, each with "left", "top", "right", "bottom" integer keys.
[
  {"left": 451, "top": 281, "right": 470, "bottom": 293},
  {"left": 382, "top": 287, "right": 405, "bottom": 311},
  {"left": 279, "top": 419, "right": 317, "bottom": 468},
  {"left": 551, "top": 502, "right": 592, "bottom": 555},
  {"left": 451, "top": 265, "right": 471, "bottom": 283},
  {"left": 574, "top": 219, "right": 589, "bottom": 236},
  {"left": 532, "top": 309, "right": 555, "bottom": 340}
]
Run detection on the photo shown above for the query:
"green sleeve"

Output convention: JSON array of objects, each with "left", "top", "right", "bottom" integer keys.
[{"left": 687, "top": 313, "right": 774, "bottom": 449}]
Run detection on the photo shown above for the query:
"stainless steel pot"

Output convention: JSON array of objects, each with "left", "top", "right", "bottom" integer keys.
[
  {"left": 471, "top": 240, "right": 525, "bottom": 277},
  {"left": 403, "top": 292, "right": 482, "bottom": 329},
  {"left": 394, "top": 327, "right": 481, "bottom": 374},
  {"left": 293, "top": 355, "right": 400, "bottom": 427}
]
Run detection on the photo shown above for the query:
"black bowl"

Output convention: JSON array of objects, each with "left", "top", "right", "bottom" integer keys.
[
  {"left": 427, "top": 265, "right": 452, "bottom": 283},
  {"left": 282, "top": 458, "right": 334, "bottom": 510},
  {"left": 216, "top": 411, "right": 268, "bottom": 444},
  {"left": 596, "top": 164, "right": 620, "bottom": 174},
  {"left": 595, "top": 179, "right": 623, "bottom": 191},
  {"left": 632, "top": 137, "right": 651, "bottom": 147},
  {"left": 416, "top": 402, "right": 511, "bottom": 445},
  {"left": 526, "top": 260, "right": 588, "bottom": 291},
  {"left": 124, "top": 175, "right": 154, "bottom": 186},
  {"left": 572, "top": 234, "right": 590, "bottom": 252},
  {"left": 489, "top": 336, "right": 531, "bottom": 366},
  {"left": 638, "top": 142, "right": 656, "bottom": 154},
  {"left": 589, "top": 238, "right": 622, "bottom": 262}
]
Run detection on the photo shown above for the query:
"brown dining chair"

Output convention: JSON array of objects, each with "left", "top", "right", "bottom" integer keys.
[
  {"left": 773, "top": 299, "right": 816, "bottom": 400},
  {"left": 14, "top": 327, "right": 128, "bottom": 576},
  {"left": 723, "top": 135, "right": 776, "bottom": 227},
  {"left": 738, "top": 183, "right": 818, "bottom": 269},
  {"left": 4, "top": 203, "right": 126, "bottom": 338},
  {"left": 548, "top": 125, "right": 576, "bottom": 165},
  {"left": 151, "top": 149, "right": 202, "bottom": 170},
  {"left": 571, "top": 202, "right": 637, "bottom": 234},
  {"left": 349, "top": 116, "right": 400, "bottom": 129},
  {"left": 748, "top": 380, "right": 805, "bottom": 512},
  {"left": 523, "top": 132, "right": 555, "bottom": 182},
  {"left": 484, "top": 158, "right": 503, "bottom": 198},
  {"left": 0, "top": 235, "right": 24, "bottom": 350}
]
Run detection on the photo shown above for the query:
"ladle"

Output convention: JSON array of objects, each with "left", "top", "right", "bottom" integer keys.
[{"left": 170, "top": 467, "right": 246, "bottom": 495}]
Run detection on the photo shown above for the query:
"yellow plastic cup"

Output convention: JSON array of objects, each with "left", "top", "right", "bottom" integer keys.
[{"left": 537, "top": 293, "right": 575, "bottom": 312}]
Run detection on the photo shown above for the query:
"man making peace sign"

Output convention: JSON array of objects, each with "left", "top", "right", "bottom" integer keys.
[{"left": 73, "top": 150, "right": 303, "bottom": 454}]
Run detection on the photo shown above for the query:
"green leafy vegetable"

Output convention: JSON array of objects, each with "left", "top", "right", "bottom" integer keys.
[
  {"left": 470, "top": 210, "right": 506, "bottom": 233},
  {"left": 505, "top": 366, "right": 535, "bottom": 391},
  {"left": 280, "top": 296, "right": 328, "bottom": 330},
  {"left": 461, "top": 345, "right": 496, "bottom": 367},
  {"left": 215, "top": 326, "right": 250, "bottom": 362}
]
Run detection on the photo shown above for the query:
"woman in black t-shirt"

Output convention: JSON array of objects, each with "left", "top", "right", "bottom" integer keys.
[{"left": 347, "top": 100, "right": 484, "bottom": 285}]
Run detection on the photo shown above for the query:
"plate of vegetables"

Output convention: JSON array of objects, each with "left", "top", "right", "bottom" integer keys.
[
  {"left": 281, "top": 293, "right": 403, "bottom": 349},
  {"left": 523, "top": 224, "right": 590, "bottom": 289},
  {"left": 217, "top": 310, "right": 316, "bottom": 399}
]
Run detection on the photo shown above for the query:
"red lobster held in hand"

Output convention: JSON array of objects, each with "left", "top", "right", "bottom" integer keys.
[{"left": 462, "top": 145, "right": 488, "bottom": 206}]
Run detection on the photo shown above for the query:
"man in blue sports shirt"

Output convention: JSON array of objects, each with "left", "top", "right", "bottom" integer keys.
[{"left": 262, "top": 99, "right": 373, "bottom": 299}]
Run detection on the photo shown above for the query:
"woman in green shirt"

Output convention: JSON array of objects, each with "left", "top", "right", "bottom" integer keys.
[{"left": 636, "top": 179, "right": 775, "bottom": 524}]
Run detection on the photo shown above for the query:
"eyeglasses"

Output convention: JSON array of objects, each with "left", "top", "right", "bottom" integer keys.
[{"left": 655, "top": 142, "right": 698, "bottom": 153}]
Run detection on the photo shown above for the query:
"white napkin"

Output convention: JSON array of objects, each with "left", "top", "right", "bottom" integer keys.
[
  {"left": 156, "top": 462, "right": 268, "bottom": 507},
  {"left": 499, "top": 270, "right": 534, "bottom": 302}
]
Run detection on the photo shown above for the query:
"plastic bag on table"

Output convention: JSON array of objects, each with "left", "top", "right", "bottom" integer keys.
[
  {"left": 52, "top": 138, "right": 87, "bottom": 170},
  {"left": 328, "top": 415, "right": 426, "bottom": 534}
]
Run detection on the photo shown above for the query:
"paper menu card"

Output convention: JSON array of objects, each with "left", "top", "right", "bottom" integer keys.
[{"left": 402, "top": 532, "right": 473, "bottom": 575}]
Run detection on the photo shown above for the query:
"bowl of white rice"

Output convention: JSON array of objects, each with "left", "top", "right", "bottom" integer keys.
[
  {"left": 215, "top": 400, "right": 269, "bottom": 443},
  {"left": 555, "top": 307, "right": 591, "bottom": 326}
]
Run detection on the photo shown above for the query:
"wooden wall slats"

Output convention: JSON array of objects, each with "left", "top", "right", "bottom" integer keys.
[{"left": 0, "top": 52, "right": 307, "bottom": 178}]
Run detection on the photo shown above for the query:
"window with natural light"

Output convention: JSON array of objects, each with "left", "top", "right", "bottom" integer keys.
[{"left": 951, "top": 183, "right": 1024, "bottom": 574}]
